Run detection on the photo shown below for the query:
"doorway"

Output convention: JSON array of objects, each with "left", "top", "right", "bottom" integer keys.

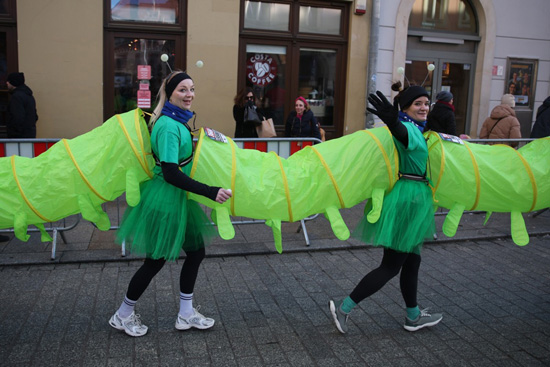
[{"left": 405, "top": 57, "right": 474, "bottom": 135}]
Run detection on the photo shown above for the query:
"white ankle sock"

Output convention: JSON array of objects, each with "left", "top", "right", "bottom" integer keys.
[
  {"left": 179, "top": 292, "right": 194, "bottom": 318},
  {"left": 117, "top": 296, "right": 137, "bottom": 319}
]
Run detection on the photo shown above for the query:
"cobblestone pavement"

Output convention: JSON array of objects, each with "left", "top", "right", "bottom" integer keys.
[{"left": 1, "top": 235, "right": 549, "bottom": 366}]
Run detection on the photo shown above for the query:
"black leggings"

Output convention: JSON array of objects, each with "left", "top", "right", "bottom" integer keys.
[
  {"left": 126, "top": 247, "right": 206, "bottom": 301},
  {"left": 349, "top": 248, "right": 421, "bottom": 308}
]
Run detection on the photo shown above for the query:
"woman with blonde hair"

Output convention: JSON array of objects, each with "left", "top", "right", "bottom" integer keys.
[{"left": 109, "top": 71, "right": 232, "bottom": 337}]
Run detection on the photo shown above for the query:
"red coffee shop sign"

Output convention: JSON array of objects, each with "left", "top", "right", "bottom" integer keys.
[{"left": 246, "top": 54, "right": 277, "bottom": 86}]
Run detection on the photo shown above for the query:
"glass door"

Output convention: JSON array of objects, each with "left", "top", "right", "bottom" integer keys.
[
  {"left": 245, "top": 44, "right": 288, "bottom": 127},
  {"left": 297, "top": 47, "right": 337, "bottom": 127},
  {"left": 406, "top": 58, "right": 473, "bottom": 135}
]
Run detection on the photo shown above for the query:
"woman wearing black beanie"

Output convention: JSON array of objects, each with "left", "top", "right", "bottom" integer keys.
[{"left": 329, "top": 82, "right": 443, "bottom": 334}]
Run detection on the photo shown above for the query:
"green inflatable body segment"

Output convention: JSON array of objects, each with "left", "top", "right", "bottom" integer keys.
[
  {"left": 189, "top": 128, "right": 550, "bottom": 251},
  {"left": 425, "top": 133, "right": 550, "bottom": 246},
  {"left": 0, "top": 109, "right": 155, "bottom": 241},
  {"left": 188, "top": 127, "right": 400, "bottom": 252}
]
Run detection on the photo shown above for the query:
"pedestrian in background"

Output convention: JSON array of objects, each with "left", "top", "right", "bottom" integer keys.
[
  {"left": 6, "top": 72, "right": 38, "bottom": 138},
  {"left": 426, "top": 90, "right": 457, "bottom": 136},
  {"left": 285, "top": 96, "right": 321, "bottom": 140},
  {"left": 329, "top": 82, "right": 442, "bottom": 334},
  {"left": 479, "top": 94, "right": 521, "bottom": 147},
  {"left": 110, "top": 71, "right": 232, "bottom": 337},
  {"left": 530, "top": 96, "right": 550, "bottom": 138},
  {"left": 233, "top": 87, "right": 263, "bottom": 138}
]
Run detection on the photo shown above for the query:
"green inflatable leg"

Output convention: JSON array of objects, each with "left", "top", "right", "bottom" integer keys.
[
  {"left": 212, "top": 206, "right": 235, "bottom": 240},
  {"left": 510, "top": 211, "right": 529, "bottom": 246},
  {"left": 367, "top": 188, "right": 385, "bottom": 223},
  {"left": 443, "top": 203, "right": 465, "bottom": 238},
  {"left": 125, "top": 168, "right": 141, "bottom": 207},
  {"left": 77, "top": 194, "right": 110, "bottom": 231},
  {"left": 324, "top": 206, "right": 350, "bottom": 240},
  {"left": 14, "top": 212, "right": 30, "bottom": 242},
  {"left": 483, "top": 211, "right": 492, "bottom": 226},
  {"left": 265, "top": 219, "right": 283, "bottom": 254},
  {"left": 36, "top": 223, "right": 53, "bottom": 242}
]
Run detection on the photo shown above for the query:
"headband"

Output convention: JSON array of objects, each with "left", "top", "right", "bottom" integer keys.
[
  {"left": 295, "top": 96, "right": 308, "bottom": 107},
  {"left": 165, "top": 72, "right": 192, "bottom": 99}
]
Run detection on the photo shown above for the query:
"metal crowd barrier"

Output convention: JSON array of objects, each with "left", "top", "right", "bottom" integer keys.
[{"left": 0, "top": 139, "right": 81, "bottom": 259}]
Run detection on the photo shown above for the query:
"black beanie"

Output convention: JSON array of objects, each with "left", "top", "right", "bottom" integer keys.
[
  {"left": 7, "top": 72, "right": 25, "bottom": 87},
  {"left": 397, "top": 85, "right": 429, "bottom": 110}
]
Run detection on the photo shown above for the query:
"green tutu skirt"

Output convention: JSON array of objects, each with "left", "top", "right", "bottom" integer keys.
[
  {"left": 353, "top": 179, "right": 435, "bottom": 254},
  {"left": 116, "top": 175, "right": 216, "bottom": 261}
]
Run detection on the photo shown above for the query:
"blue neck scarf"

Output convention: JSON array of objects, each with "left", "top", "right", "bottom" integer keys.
[
  {"left": 399, "top": 111, "right": 426, "bottom": 133},
  {"left": 161, "top": 102, "right": 194, "bottom": 127}
]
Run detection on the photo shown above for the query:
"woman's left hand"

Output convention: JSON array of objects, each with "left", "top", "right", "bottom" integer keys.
[{"left": 215, "top": 188, "right": 232, "bottom": 204}]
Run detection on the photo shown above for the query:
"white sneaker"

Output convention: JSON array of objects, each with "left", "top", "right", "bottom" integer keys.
[
  {"left": 109, "top": 311, "right": 148, "bottom": 337},
  {"left": 175, "top": 306, "right": 215, "bottom": 330}
]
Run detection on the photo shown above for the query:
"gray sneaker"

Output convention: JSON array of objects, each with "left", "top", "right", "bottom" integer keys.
[
  {"left": 329, "top": 300, "right": 349, "bottom": 334},
  {"left": 175, "top": 306, "right": 215, "bottom": 330},
  {"left": 404, "top": 308, "right": 442, "bottom": 331},
  {"left": 109, "top": 311, "right": 148, "bottom": 337}
]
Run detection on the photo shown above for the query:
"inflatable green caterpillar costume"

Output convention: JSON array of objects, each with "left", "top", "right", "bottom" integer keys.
[
  {"left": 0, "top": 109, "right": 154, "bottom": 241},
  {"left": 1, "top": 109, "right": 548, "bottom": 251}
]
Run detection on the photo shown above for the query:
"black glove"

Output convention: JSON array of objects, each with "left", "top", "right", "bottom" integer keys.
[
  {"left": 367, "top": 91, "right": 408, "bottom": 147},
  {"left": 366, "top": 91, "right": 399, "bottom": 127}
]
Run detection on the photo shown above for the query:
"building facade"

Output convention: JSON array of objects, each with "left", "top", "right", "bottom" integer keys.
[{"left": 1, "top": 0, "right": 548, "bottom": 139}]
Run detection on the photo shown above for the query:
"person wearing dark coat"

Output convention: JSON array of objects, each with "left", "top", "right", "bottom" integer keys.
[
  {"left": 233, "top": 87, "right": 264, "bottom": 138},
  {"left": 6, "top": 72, "right": 38, "bottom": 138},
  {"left": 426, "top": 90, "right": 456, "bottom": 136},
  {"left": 530, "top": 96, "right": 550, "bottom": 138},
  {"left": 285, "top": 96, "right": 321, "bottom": 139}
]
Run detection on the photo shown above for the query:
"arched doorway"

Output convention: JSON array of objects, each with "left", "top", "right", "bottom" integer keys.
[
  {"left": 392, "top": 0, "right": 496, "bottom": 137},
  {"left": 404, "top": 0, "right": 479, "bottom": 135}
]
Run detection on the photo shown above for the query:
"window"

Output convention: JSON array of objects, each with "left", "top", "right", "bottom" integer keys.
[
  {"left": 110, "top": 0, "right": 179, "bottom": 24},
  {"left": 104, "top": 0, "right": 186, "bottom": 119},
  {"left": 239, "top": 1, "right": 349, "bottom": 139},
  {"left": 299, "top": 6, "right": 341, "bottom": 35},
  {"left": 298, "top": 48, "right": 337, "bottom": 126},
  {"left": 244, "top": 1, "right": 290, "bottom": 31},
  {"left": 409, "top": 0, "right": 476, "bottom": 34}
]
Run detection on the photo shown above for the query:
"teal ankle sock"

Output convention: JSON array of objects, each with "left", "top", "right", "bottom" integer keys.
[
  {"left": 341, "top": 297, "right": 357, "bottom": 314},
  {"left": 407, "top": 306, "right": 420, "bottom": 320}
]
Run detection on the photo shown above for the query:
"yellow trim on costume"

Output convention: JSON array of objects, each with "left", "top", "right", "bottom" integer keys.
[
  {"left": 229, "top": 138, "right": 237, "bottom": 216},
  {"left": 426, "top": 132, "right": 446, "bottom": 196},
  {"left": 11, "top": 155, "right": 52, "bottom": 222},
  {"left": 361, "top": 129, "right": 395, "bottom": 188},
  {"left": 133, "top": 109, "right": 153, "bottom": 178},
  {"left": 308, "top": 146, "right": 346, "bottom": 209},
  {"left": 462, "top": 141, "right": 481, "bottom": 210},
  {"left": 273, "top": 152, "right": 293, "bottom": 222},
  {"left": 512, "top": 148, "right": 537, "bottom": 212},
  {"left": 116, "top": 114, "right": 152, "bottom": 178},
  {"left": 62, "top": 139, "right": 109, "bottom": 202}
]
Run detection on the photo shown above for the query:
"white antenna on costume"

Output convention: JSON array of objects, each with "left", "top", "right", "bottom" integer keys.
[
  {"left": 397, "top": 66, "right": 411, "bottom": 88},
  {"left": 160, "top": 54, "right": 172, "bottom": 73},
  {"left": 421, "top": 63, "right": 435, "bottom": 87}
]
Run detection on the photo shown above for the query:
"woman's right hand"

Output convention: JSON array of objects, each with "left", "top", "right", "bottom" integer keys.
[
  {"left": 367, "top": 91, "right": 399, "bottom": 127},
  {"left": 215, "top": 188, "right": 232, "bottom": 204}
]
